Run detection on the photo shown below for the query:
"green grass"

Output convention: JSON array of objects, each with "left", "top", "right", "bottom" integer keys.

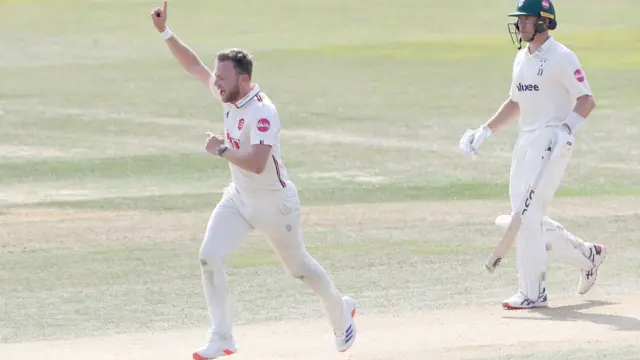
[{"left": 1, "top": 0, "right": 639, "bottom": 358}]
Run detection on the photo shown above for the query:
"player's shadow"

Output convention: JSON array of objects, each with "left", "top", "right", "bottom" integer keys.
[{"left": 502, "top": 300, "right": 640, "bottom": 331}]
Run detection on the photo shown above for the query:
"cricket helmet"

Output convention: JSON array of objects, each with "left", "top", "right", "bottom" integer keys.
[{"left": 508, "top": 0, "right": 557, "bottom": 49}]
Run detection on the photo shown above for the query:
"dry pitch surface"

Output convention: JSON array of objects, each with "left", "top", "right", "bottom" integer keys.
[{"left": 3, "top": 297, "right": 640, "bottom": 360}]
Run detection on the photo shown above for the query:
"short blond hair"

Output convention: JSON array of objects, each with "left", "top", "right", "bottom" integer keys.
[{"left": 216, "top": 48, "right": 253, "bottom": 79}]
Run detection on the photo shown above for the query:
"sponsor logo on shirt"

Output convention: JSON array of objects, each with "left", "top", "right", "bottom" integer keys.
[
  {"left": 257, "top": 118, "right": 271, "bottom": 132},
  {"left": 226, "top": 131, "right": 240, "bottom": 149},
  {"left": 517, "top": 83, "right": 540, "bottom": 92}
]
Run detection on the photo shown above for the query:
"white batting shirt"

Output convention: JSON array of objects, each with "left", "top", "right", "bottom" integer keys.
[
  {"left": 218, "top": 84, "right": 291, "bottom": 194},
  {"left": 509, "top": 37, "right": 592, "bottom": 132}
]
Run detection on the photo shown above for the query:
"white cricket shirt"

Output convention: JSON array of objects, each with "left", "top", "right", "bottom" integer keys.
[
  {"left": 509, "top": 37, "right": 593, "bottom": 132},
  {"left": 217, "top": 84, "right": 292, "bottom": 194}
]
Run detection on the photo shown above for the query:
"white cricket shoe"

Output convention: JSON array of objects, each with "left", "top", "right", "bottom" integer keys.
[
  {"left": 578, "top": 244, "right": 607, "bottom": 295},
  {"left": 192, "top": 330, "right": 236, "bottom": 360},
  {"left": 334, "top": 296, "right": 357, "bottom": 352},
  {"left": 502, "top": 291, "right": 548, "bottom": 310}
]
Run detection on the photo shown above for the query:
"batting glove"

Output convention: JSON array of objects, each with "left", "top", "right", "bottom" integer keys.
[
  {"left": 554, "top": 125, "right": 574, "bottom": 158},
  {"left": 459, "top": 125, "right": 492, "bottom": 159}
]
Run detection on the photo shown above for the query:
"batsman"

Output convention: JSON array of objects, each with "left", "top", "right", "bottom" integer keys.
[{"left": 459, "top": 0, "right": 607, "bottom": 310}]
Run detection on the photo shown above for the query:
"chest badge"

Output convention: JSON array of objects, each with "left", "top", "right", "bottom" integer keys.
[
  {"left": 537, "top": 58, "right": 548, "bottom": 76},
  {"left": 238, "top": 118, "right": 244, "bottom": 130}
]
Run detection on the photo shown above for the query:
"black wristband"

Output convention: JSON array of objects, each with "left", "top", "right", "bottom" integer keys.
[{"left": 217, "top": 145, "right": 228, "bottom": 157}]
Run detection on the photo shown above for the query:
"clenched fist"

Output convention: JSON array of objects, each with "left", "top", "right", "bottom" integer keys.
[
  {"left": 150, "top": 0, "right": 168, "bottom": 32},
  {"left": 205, "top": 132, "right": 225, "bottom": 155}
]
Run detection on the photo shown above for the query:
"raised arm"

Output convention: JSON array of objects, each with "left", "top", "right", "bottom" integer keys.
[{"left": 150, "top": 0, "right": 212, "bottom": 88}]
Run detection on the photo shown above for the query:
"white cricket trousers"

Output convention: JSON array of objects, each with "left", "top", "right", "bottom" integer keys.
[
  {"left": 198, "top": 183, "right": 346, "bottom": 336},
  {"left": 509, "top": 126, "right": 594, "bottom": 300}
]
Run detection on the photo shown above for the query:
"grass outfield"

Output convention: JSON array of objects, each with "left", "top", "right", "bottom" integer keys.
[{"left": 1, "top": 0, "right": 639, "bottom": 359}]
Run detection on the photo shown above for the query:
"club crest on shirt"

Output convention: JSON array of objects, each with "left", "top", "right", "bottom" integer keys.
[
  {"left": 238, "top": 118, "right": 244, "bottom": 130},
  {"left": 574, "top": 69, "right": 585, "bottom": 83},
  {"left": 537, "top": 58, "right": 547, "bottom": 76},
  {"left": 257, "top": 118, "right": 271, "bottom": 132}
]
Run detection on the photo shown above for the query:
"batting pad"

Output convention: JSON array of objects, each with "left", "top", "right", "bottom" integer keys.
[{"left": 514, "top": 215, "right": 548, "bottom": 301}]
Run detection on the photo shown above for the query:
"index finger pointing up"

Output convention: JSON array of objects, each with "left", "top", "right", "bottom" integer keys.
[{"left": 163, "top": 0, "right": 167, "bottom": 14}]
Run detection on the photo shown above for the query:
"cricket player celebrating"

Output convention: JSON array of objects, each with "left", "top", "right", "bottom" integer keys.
[
  {"left": 150, "top": 2, "right": 357, "bottom": 358},
  {"left": 459, "top": 0, "right": 607, "bottom": 310}
]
